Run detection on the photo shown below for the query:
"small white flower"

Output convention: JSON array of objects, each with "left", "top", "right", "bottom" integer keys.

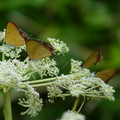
[
  {"left": 0, "top": 59, "right": 30, "bottom": 92},
  {"left": 47, "top": 38, "right": 69, "bottom": 55},
  {"left": 57, "top": 111, "right": 86, "bottom": 120},
  {"left": 0, "top": 44, "right": 26, "bottom": 59},
  {"left": 101, "top": 84, "right": 115, "bottom": 101},
  {"left": 27, "top": 57, "right": 59, "bottom": 78},
  {"left": 47, "top": 85, "right": 63, "bottom": 103},
  {"left": 68, "top": 83, "right": 87, "bottom": 97},
  {"left": 18, "top": 85, "right": 43, "bottom": 117},
  {"left": 70, "top": 59, "right": 83, "bottom": 73},
  {"left": 0, "top": 30, "right": 5, "bottom": 42}
]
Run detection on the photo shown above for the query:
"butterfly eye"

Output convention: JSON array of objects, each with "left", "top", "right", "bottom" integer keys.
[
  {"left": 95, "top": 69, "right": 117, "bottom": 83},
  {"left": 81, "top": 49, "right": 102, "bottom": 68},
  {"left": 5, "top": 21, "right": 28, "bottom": 46},
  {"left": 26, "top": 39, "right": 55, "bottom": 60}
]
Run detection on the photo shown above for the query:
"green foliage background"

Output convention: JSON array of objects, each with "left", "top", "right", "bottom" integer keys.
[{"left": 0, "top": 0, "right": 120, "bottom": 120}]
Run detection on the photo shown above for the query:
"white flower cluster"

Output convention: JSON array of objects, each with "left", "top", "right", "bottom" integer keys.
[
  {"left": 0, "top": 44, "right": 26, "bottom": 58},
  {"left": 0, "top": 59, "right": 30, "bottom": 92},
  {"left": 0, "top": 59, "right": 44, "bottom": 116},
  {"left": 18, "top": 84, "right": 43, "bottom": 117},
  {"left": 0, "top": 53, "right": 43, "bottom": 117},
  {"left": 48, "top": 59, "right": 115, "bottom": 101},
  {"left": 0, "top": 30, "right": 25, "bottom": 59},
  {"left": 0, "top": 30, "right": 70, "bottom": 117},
  {"left": 47, "top": 37, "right": 69, "bottom": 55},
  {"left": 57, "top": 111, "right": 85, "bottom": 120},
  {"left": 47, "top": 85, "right": 63, "bottom": 103},
  {"left": 27, "top": 57, "right": 59, "bottom": 78},
  {"left": 0, "top": 29, "right": 5, "bottom": 43}
]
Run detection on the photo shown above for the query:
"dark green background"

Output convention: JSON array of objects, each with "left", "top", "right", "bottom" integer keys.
[{"left": 0, "top": 0, "right": 120, "bottom": 120}]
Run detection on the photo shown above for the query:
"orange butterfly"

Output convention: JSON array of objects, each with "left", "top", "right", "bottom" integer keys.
[
  {"left": 26, "top": 39, "right": 55, "bottom": 60},
  {"left": 81, "top": 50, "right": 117, "bottom": 83},
  {"left": 95, "top": 69, "right": 117, "bottom": 83},
  {"left": 5, "top": 21, "right": 28, "bottom": 46},
  {"left": 82, "top": 49, "right": 102, "bottom": 68}
]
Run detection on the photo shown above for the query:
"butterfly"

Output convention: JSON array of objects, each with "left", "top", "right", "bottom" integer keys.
[
  {"left": 26, "top": 39, "right": 55, "bottom": 60},
  {"left": 80, "top": 49, "right": 117, "bottom": 83},
  {"left": 95, "top": 69, "right": 117, "bottom": 83},
  {"left": 5, "top": 21, "right": 28, "bottom": 46},
  {"left": 81, "top": 49, "right": 102, "bottom": 68}
]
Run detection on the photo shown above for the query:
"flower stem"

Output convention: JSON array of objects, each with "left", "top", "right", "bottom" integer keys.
[
  {"left": 29, "top": 74, "right": 73, "bottom": 84},
  {"left": 2, "top": 52, "right": 5, "bottom": 61},
  {"left": 29, "top": 77, "right": 56, "bottom": 84},
  {"left": 72, "top": 97, "right": 80, "bottom": 112},
  {"left": 77, "top": 96, "right": 85, "bottom": 113},
  {"left": 30, "top": 82, "right": 54, "bottom": 87},
  {"left": 3, "top": 90, "right": 12, "bottom": 120}
]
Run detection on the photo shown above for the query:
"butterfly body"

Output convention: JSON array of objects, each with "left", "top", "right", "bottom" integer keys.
[{"left": 19, "top": 30, "right": 28, "bottom": 42}]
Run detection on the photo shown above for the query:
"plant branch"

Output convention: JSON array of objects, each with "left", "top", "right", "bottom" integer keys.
[
  {"left": 72, "top": 97, "right": 80, "bottom": 112},
  {"left": 3, "top": 90, "right": 12, "bottom": 120}
]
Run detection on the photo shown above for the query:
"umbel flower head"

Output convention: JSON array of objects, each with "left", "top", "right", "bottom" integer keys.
[
  {"left": 47, "top": 37, "right": 69, "bottom": 55},
  {"left": 18, "top": 84, "right": 43, "bottom": 117},
  {"left": 0, "top": 59, "right": 30, "bottom": 92},
  {"left": 48, "top": 59, "right": 115, "bottom": 102},
  {"left": 57, "top": 111, "right": 86, "bottom": 120}
]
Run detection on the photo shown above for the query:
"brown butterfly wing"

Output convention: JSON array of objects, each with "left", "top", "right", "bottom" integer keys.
[
  {"left": 26, "top": 40, "right": 54, "bottom": 60},
  {"left": 95, "top": 69, "right": 117, "bottom": 83},
  {"left": 82, "top": 49, "right": 101, "bottom": 68},
  {"left": 26, "top": 40, "right": 40, "bottom": 60},
  {"left": 34, "top": 44, "right": 52, "bottom": 60},
  {"left": 5, "top": 22, "right": 25, "bottom": 46}
]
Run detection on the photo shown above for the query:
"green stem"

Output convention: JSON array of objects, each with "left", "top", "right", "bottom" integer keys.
[
  {"left": 77, "top": 96, "right": 86, "bottom": 113},
  {"left": 72, "top": 97, "right": 80, "bottom": 112},
  {"left": 29, "top": 74, "right": 73, "bottom": 84},
  {"left": 3, "top": 90, "right": 12, "bottom": 120},
  {"left": 29, "top": 77, "right": 56, "bottom": 84},
  {"left": 30, "top": 82, "right": 53, "bottom": 88},
  {"left": 2, "top": 52, "right": 5, "bottom": 61}
]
